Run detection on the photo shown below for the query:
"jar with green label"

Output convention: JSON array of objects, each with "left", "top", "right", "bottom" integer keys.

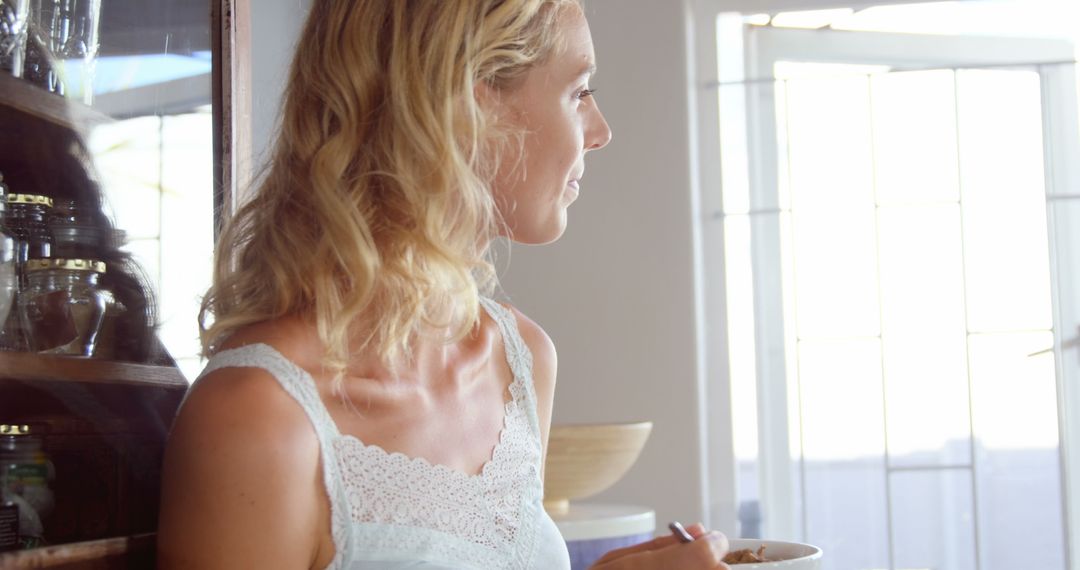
[{"left": 0, "top": 424, "right": 54, "bottom": 551}]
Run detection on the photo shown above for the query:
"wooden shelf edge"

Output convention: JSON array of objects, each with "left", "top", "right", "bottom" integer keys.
[
  {"left": 0, "top": 353, "right": 188, "bottom": 390},
  {"left": 0, "top": 533, "right": 155, "bottom": 569},
  {"left": 0, "top": 73, "right": 114, "bottom": 133}
]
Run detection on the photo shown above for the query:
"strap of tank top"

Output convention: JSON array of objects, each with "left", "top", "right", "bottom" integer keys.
[
  {"left": 196, "top": 343, "right": 344, "bottom": 439},
  {"left": 478, "top": 297, "right": 544, "bottom": 445},
  {"left": 478, "top": 297, "right": 533, "bottom": 384},
  {"left": 192, "top": 343, "right": 352, "bottom": 569}
]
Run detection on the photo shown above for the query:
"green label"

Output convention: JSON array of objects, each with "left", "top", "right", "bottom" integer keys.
[{"left": 4, "top": 463, "right": 47, "bottom": 485}]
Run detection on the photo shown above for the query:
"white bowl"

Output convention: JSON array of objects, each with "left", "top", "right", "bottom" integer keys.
[{"left": 723, "top": 538, "right": 822, "bottom": 569}]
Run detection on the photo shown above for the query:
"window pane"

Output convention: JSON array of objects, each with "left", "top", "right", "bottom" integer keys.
[
  {"left": 90, "top": 116, "right": 164, "bottom": 240},
  {"left": 871, "top": 70, "right": 960, "bottom": 206},
  {"left": 878, "top": 205, "right": 971, "bottom": 467},
  {"left": 791, "top": 209, "right": 880, "bottom": 338},
  {"left": 798, "top": 338, "right": 885, "bottom": 461},
  {"left": 958, "top": 70, "right": 1053, "bottom": 332},
  {"left": 783, "top": 74, "right": 875, "bottom": 212},
  {"left": 969, "top": 332, "right": 1065, "bottom": 570},
  {"left": 804, "top": 461, "right": 888, "bottom": 570},
  {"left": 969, "top": 335, "right": 1058, "bottom": 450},
  {"left": 799, "top": 338, "right": 889, "bottom": 570},
  {"left": 159, "top": 113, "right": 213, "bottom": 371},
  {"left": 890, "top": 470, "right": 977, "bottom": 570}
]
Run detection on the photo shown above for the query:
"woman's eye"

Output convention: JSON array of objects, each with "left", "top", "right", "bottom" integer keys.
[{"left": 576, "top": 88, "right": 596, "bottom": 100}]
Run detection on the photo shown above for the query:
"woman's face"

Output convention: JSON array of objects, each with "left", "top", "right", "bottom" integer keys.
[{"left": 489, "top": 5, "right": 612, "bottom": 245}]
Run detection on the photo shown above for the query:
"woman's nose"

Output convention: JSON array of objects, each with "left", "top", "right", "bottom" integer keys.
[{"left": 586, "top": 106, "right": 612, "bottom": 151}]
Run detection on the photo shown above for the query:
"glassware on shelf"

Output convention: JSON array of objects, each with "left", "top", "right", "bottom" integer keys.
[
  {"left": 47, "top": 198, "right": 102, "bottom": 259},
  {"left": 0, "top": 0, "right": 29, "bottom": 78},
  {"left": 0, "top": 192, "right": 52, "bottom": 351},
  {"left": 0, "top": 176, "right": 17, "bottom": 336},
  {"left": 27, "top": 0, "right": 100, "bottom": 103},
  {"left": 19, "top": 258, "right": 120, "bottom": 358},
  {"left": 5, "top": 193, "right": 52, "bottom": 284},
  {"left": 0, "top": 424, "right": 54, "bottom": 551}
]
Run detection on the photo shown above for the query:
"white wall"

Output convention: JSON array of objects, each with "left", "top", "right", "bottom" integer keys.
[{"left": 249, "top": 0, "right": 310, "bottom": 171}]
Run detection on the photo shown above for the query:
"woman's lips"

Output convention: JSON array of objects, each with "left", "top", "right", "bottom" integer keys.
[{"left": 566, "top": 180, "right": 580, "bottom": 200}]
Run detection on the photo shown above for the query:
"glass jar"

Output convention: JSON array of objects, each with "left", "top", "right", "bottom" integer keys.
[
  {"left": 47, "top": 198, "right": 104, "bottom": 260},
  {"left": 0, "top": 424, "right": 54, "bottom": 551},
  {"left": 19, "top": 258, "right": 119, "bottom": 358},
  {"left": 0, "top": 175, "right": 17, "bottom": 332},
  {"left": 0, "top": 185, "right": 33, "bottom": 351},
  {"left": 0, "top": 0, "right": 30, "bottom": 78},
  {"left": 6, "top": 193, "right": 53, "bottom": 282}
]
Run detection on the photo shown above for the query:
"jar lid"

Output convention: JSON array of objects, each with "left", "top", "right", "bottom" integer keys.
[
  {"left": 0, "top": 425, "right": 31, "bottom": 436},
  {"left": 25, "top": 258, "right": 106, "bottom": 273},
  {"left": 7, "top": 194, "right": 54, "bottom": 207}
]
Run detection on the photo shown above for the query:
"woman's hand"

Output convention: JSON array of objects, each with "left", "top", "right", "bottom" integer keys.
[{"left": 589, "top": 523, "right": 732, "bottom": 570}]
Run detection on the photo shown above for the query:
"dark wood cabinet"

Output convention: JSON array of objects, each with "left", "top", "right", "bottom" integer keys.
[
  {"left": 0, "top": 355, "right": 185, "bottom": 568},
  {"left": 0, "top": 0, "right": 235, "bottom": 566}
]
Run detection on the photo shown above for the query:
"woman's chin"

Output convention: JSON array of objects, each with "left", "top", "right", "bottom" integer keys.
[{"left": 509, "top": 215, "right": 569, "bottom": 246}]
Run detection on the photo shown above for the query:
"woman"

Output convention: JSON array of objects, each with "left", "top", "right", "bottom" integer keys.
[{"left": 157, "top": 1, "right": 731, "bottom": 568}]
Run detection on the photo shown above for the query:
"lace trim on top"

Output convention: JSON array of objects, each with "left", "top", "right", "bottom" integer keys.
[
  {"left": 194, "top": 298, "right": 545, "bottom": 570},
  {"left": 332, "top": 297, "right": 544, "bottom": 568}
]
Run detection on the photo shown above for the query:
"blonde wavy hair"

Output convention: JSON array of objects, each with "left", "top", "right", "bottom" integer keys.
[{"left": 200, "top": 0, "right": 580, "bottom": 381}]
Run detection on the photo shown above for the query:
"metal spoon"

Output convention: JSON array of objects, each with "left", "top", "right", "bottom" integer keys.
[{"left": 668, "top": 521, "right": 695, "bottom": 543}]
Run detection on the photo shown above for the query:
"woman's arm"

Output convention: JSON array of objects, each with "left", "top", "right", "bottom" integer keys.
[{"left": 156, "top": 368, "right": 331, "bottom": 569}]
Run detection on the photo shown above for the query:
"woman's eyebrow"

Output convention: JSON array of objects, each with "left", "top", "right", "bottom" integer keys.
[{"left": 569, "top": 62, "right": 596, "bottom": 83}]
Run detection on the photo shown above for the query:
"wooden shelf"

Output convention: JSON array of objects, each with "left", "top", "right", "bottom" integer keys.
[
  {"left": 0, "top": 353, "right": 187, "bottom": 391},
  {"left": 0, "top": 355, "right": 183, "bottom": 567},
  {"left": 0, "top": 73, "right": 114, "bottom": 133},
  {"left": 0, "top": 533, "right": 155, "bottom": 569}
]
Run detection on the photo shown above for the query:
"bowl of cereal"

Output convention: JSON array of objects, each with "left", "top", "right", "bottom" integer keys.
[{"left": 722, "top": 538, "right": 823, "bottom": 569}]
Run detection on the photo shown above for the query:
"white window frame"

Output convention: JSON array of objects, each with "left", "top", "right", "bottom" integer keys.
[{"left": 688, "top": 2, "right": 1080, "bottom": 566}]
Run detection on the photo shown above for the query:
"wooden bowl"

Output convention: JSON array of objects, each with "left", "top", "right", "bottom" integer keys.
[{"left": 542, "top": 421, "right": 653, "bottom": 515}]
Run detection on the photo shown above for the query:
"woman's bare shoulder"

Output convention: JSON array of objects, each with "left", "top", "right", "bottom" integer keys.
[
  {"left": 158, "top": 318, "right": 328, "bottom": 568},
  {"left": 185, "top": 316, "right": 320, "bottom": 429}
]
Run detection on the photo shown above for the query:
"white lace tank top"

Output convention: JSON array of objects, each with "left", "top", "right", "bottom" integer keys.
[{"left": 191, "top": 298, "right": 571, "bottom": 570}]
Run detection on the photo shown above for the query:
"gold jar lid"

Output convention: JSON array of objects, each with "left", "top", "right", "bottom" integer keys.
[
  {"left": 25, "top": 258, "right": 106, "bottom": 273},
  {"left": 7, "top": 194, "right": 54, "bottom": 207},
  {"left": 0, "top": 424, "right": 31, "bottom": 436}
]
